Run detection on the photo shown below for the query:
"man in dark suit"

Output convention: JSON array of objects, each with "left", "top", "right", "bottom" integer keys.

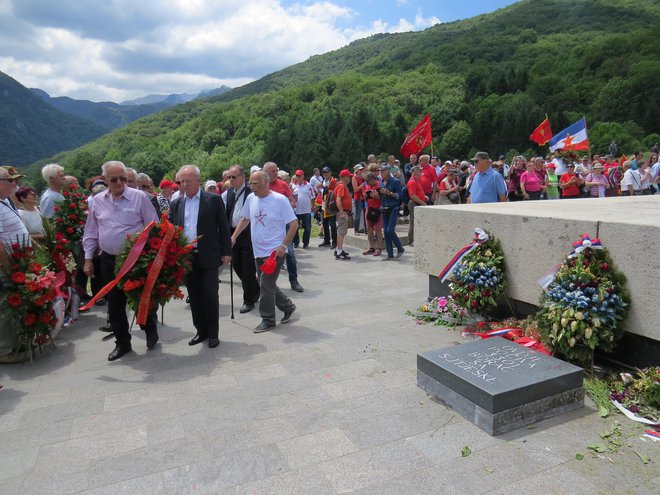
[
  {"left": 169, "top": 165, "right": 232, "bottom": 348},
  {"left": 223, "top": 165, "right": 260, "bottom": 313}
]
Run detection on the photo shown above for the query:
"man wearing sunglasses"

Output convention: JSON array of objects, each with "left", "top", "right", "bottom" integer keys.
[
  {"left": 83, "top": 161, "right": 160, "bottom": 361},
  {"left": 0, "top": 166, "right": 31, "bottom": 362}
]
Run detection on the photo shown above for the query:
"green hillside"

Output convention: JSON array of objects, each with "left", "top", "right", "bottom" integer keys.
[
  {"left": 0, "top": 73, "right": 107, "bottom": 166},
  {"left": 28, "top": 0, "right": 660, "bottom": 184}
]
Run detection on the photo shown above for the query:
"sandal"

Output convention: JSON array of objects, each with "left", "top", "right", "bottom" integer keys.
[
  {"left": 362, "top": 248, "right": 375, "bottom": 255},
  {"left": 373, "top": 249, "right": 381, "bottom": 256}
]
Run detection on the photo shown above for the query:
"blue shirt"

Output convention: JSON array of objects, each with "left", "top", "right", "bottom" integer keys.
[
  {"left": 380, "top": 176, "right": 402, "bottom": 208},
  {"left": 469, "top": 167, "right": 508, "bottom": 204}
]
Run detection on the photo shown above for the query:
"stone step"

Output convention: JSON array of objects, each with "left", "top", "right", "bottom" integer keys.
[{"left": 343, "top": 222, "right": 410, "bottom": 249}]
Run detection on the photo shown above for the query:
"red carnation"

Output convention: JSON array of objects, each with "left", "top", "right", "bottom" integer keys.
[
  {"left": 7, "top": 293, "right": 22, "bottom": 307},
  {"left": 26, "top": 281, "right": 39, "bottom": 292},
  {"left": 28, "top": 262, "right": 43, "bottom": 273},
  {"left": 70, "top": 203, "right": 77, "bottom": 209},
  {"left": 53, "top": 206, "right": 60, "bottom": 211},
  {"left": 471, "top": 300, "right": 479, "bottom": 309},
  {"left": 599, "top": 263, "right": 610, "bottom": 271},
  {"left": 40, "top": 312, "right": 53, "bottom": 324},
  {"left": 481, "top": 290, "right": 491, "bottom": 297},
  {"left": 66, "top": 227, "right": 74, "bottom": 234},
  {"left": 11, "top": 271, "right": 26, "bottom": 284},
  {"left": 23, "top": 313, "right": 37, "bottom": 326},
  {"left": 69, "top": 214, "right": 77, "bottom": 220},
  {"left": 56, "top": 217, "right": 63, "bottom": 223},
  {"left": 149, "top": 238, "right": 163, "bottom": 250}
]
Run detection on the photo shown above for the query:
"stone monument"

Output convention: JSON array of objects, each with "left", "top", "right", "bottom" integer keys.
[{"left": 417, "top": 337, "right": 584, "bottom": 435}]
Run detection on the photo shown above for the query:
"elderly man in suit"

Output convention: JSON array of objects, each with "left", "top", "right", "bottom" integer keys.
[{"left": 169, "top": 165, "right": 232, "bottom": 348}]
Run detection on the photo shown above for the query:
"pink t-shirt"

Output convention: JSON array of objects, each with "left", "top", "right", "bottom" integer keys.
[{"left": 520, "top": 171, "right": 542, "bottom": 192}]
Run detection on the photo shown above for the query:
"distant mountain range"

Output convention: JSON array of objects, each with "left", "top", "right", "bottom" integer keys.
[{"left": 0, "top": 71, "right": 232, "bottom": 166}]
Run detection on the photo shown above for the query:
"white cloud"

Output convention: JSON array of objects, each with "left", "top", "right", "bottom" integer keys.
[{"left": 0, "top": 0, "right": 441, "bottom": 102}]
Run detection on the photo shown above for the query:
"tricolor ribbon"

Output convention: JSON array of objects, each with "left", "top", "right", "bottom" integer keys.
[
  {"left": 568, "top": 234, "right": 603, "bottom": 258},
  {"left": 643, "top": 429, "right": 660, "bottom": 442},
  {"left": 469, "top": 326, "right": 551, "bottom": 355},
  {"left": 79, "top": 221, "right": 157, "bottom": 311},
  {"left": 438, "top": 228, "right": 489, "bottom": 282}
]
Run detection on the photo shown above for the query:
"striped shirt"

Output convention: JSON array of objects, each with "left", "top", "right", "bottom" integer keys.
[{"left": 0, "top": 199, "right": 30, "bottom": 252}]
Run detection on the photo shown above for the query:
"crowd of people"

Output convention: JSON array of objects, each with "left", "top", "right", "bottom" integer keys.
[{"left": 1, "top": 144, "right": 658, "bottom": 363}]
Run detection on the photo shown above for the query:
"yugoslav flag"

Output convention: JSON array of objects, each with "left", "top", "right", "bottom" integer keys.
[{"left": 548, "top": 118, "right": 589, "bottom": 152}]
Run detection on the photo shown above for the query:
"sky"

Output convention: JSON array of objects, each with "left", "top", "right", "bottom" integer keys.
[{"left": 0, "top": 0, "right": 516, "bottom": 103}]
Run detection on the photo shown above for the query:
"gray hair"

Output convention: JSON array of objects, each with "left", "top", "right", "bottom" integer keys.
[
  {"left": 365, "top": 171, "right": 377, "bottom": 182},
  {"left": 178, "top": 164, "right": 201, "bottom": 179},
  {"left": 410, "top": 166, "right": 421, "bottom": 174},
  {"left": 101, "top": 161, "right": 126, "bottom": 176},
  {"left": 250, "top": 170, "right": 269, "bottom": 185},
  {"left": 41, "top": 163, "right": 64, "bottom": 182},
  {"left": 263, "top": 161, "right": 278, "bottom": 173},
  {"left": 419, "top": 154, "right": 430, "bottom": 164},
  {"left": 136, "top": 172, "right": 151, "bottom": 183},
  {"left": 125, "top": 167, "right": 137, "bottom": 178}
]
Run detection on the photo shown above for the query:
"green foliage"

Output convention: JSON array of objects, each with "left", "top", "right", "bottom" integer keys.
[{"left": 21, "top": 0, "right": 660, "bottom": 183}]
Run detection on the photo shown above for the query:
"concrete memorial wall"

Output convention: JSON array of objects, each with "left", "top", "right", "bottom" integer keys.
[{"left": 413, "top": 196, "right": 660, "bottom": 348}]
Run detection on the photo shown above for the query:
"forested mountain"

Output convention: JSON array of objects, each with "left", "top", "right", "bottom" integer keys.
[
  {"left": 31, "top": 89, "right": 172, "bottom": 130},
  {"left": 0, "top": 72, "right": 107, "bottom": 166},
  {"left": 26, "top": 0, "right": 660, "bottom": 185}
]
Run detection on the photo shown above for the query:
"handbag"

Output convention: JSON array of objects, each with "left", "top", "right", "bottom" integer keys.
[{"left": 366, "top": 207, "right": 381, "bottom": 222}]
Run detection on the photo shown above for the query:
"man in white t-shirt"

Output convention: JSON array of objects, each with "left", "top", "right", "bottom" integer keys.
[{"left": 231, "top": 171, "right": 298, "bottom": 333}]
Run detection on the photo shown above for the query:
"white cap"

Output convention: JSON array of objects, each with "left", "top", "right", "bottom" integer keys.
[{"left": 250, "top": 165, "right": 261, "bottom": 173}]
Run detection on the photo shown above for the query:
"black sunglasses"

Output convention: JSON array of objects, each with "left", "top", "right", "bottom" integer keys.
[
  {"left": 108, "top": 176, "right": 128, "bottom": 183},
  {"left": 0, "top": 178, "right": 15, "bottom": 183}
]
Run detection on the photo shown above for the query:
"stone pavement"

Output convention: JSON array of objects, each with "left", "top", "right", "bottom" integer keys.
[{"left": 0, "top": 243, "right": 657, "bottom": 494}]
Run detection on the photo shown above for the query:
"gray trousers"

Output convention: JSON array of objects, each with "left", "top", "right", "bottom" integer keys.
[
  {"left": 256, "top": 255, "right": 294, "bottom": 326},
  {"left": 407, "top": 201, "right": 417, "bottom": 244}
]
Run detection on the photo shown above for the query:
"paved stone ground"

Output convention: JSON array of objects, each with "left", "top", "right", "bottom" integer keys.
[{"left": 1, "top": 242, "right": 657, "bottom": 494}]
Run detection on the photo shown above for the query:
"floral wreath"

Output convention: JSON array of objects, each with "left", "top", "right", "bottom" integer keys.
[
  {"left": 440, "top": 228, "right": 507, "bottom": 315},
  {"left": 81, "top": 215, "right": 194, "bottom": 324},
  {"left": 536, "top": 234, "right": 630, "bottom": 364}
]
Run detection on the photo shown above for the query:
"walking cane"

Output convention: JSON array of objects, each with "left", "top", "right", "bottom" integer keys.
[{"left": 229, "top": 260, "right": 235, "bottom": 319}]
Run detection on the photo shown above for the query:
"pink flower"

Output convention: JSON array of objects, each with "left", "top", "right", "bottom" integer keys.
[{"left": 437, "top": 298, "right": 448, "bottom": 308}]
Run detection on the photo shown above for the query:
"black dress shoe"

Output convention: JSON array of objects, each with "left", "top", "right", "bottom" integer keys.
[
  {"left": 186, "top": 296, "right": 190, "bottom": 304},
  {"left": 188, "top": 334, "right": 207, "bottom": 346},
  {"left": 99, "top": 323, "right": 113, "bottom": 333},
  {"left": 239, "top": 303, "right": 255, "bottom": 314},
  {"left": 208, "top": 338, "right": 220, "bottom": 348},
  {"left": 108, "top": 345, "right": 132, "bottom": 361},
  {"left": 290, "top": 281, "right": 304, "bottom": 293},
  {"left": 281, "top": 304, "right": 296, "bottom": 324},
  {"left": 146, "top": 330, "right": 159, "bottom": 349},
  {"left": 254, "top": 322, "right": 276, "bottom": 333},
  {"left": 318, "top": 241, "right": 331, "bottom": 247}
]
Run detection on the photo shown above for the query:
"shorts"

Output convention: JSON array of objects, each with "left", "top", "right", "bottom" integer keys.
[
  {"left": 366, "top": 216, "right": 382, "bottom": 230},
  {"left": 337, "top": 214, "right": 348, "bottom": 236}
]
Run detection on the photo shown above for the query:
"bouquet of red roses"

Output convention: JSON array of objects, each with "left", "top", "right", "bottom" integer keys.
[
  {"left": 1, "top": 235, "right": 59, "bottom": 360},
  {"left": 114, "top": 215, "right": 194, "bottom": 324},
  {"left": 52, "top": 183, "right": 88, "bottom": 247}
]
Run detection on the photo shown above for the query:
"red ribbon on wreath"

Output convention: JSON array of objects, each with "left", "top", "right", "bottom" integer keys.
[
  {"left": 79, "top": 221, "right": 157, "bottom": 311},
  {"left": 136, "top": 217, "right": 176, "bottom": 325}
]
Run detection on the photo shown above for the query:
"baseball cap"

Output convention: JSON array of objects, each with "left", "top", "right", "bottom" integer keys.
[
  {"left": 339, "top": 169, "right": 353, "bottom": 177},
  {"left": 546, "top": 163, "right": 556, "bottom": 169},
  {"left": 159, "top": 179, "right": 174, "bottom": 189},
  {"left": 321, "top": 166, "right": 332, "bottom": 173},
  {"left": 1, "top": 165, "right": 25, "bottom": 179},
  {"left": 295, "top": 169, "right": 304, "bottom": 176},
  {"left": 471, "top": 152, "right": 490, "bottom": 161},
  {"left": 250, "top": 165, "right": 261, "bottom": 173}
]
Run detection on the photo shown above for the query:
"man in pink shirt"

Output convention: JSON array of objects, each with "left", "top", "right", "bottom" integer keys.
[{"left": 83, "top": 161, "right": 159, "bottom": 361}]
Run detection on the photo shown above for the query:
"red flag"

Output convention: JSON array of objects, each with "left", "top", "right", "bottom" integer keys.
[
  {"left": 619, "top": 154, "right": 628, "bottom": 166},
  {"left": 529, "top": 117, "right": 553, "bottom": 145},
  {"left": 400, "top": 114, "right": 432, "bottom": 158}
]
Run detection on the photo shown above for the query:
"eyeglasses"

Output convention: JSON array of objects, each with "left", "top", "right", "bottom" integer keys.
[
  {"left": 175, "top": 180, "right": 181, "bottom": 185},
  {"left": 108, "top": 176, "right": 128, "bottom": 183},
  {"left": 228, "top": 175, "right": 242, "bottom": 179},
  {"left": 0, "top": 178, "right": 15, "bottom": 183}
]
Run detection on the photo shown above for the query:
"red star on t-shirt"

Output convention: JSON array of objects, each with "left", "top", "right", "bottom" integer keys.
[{"left": 255, "top": 208, "right": 267, "bottom": 226}]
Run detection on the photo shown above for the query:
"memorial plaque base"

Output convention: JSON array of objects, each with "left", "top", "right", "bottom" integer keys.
[
  {"left": 417, "top": 338, "right": 584, "bottom": 435},
  {"left": 418, "top": 370, "right": 584, "bottom": 435}
]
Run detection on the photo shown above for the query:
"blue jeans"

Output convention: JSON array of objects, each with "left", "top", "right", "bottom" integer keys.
[
  {"left": 293, "top": 213, "right": 311, "bottom": 247},
  {"left": 381, "top": 207, "right": 403, "bottom": 258},
  {"left": 286, "top": 240, "right": 298, "bottom": 283},
  {"left": 353, "top": 200, "right": 365, "bottom": 233}
]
